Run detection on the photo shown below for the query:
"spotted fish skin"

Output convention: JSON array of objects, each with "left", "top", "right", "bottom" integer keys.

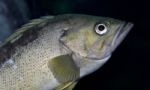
[
  {"left": 0, "top": 15, "right": 71, "bottom": 90},
  {"left": 0, "top": 14, "right": 133, "bottom": 90}
]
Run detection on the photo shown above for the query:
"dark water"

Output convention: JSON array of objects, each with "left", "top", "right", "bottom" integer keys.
[
  {"left": 0, "top": 0, "right": 29, "bottom": 42},
  {"left": 1, "top": 0, "right": 150, "bottom": 90}
]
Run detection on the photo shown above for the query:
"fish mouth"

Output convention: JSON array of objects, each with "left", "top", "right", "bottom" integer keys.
[
  {"left": 111, "top": 22, "right": 134, "bottom": 52},
  {"left": 86, "top": 22, "right": 133, "bottom": 61}
]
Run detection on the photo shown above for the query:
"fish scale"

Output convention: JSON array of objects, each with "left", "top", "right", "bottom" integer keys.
[{"left": 0, "top": 25, "right": 66, "bottom": 90}]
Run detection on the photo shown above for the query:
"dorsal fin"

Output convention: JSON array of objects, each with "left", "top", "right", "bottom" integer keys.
[
  {"left": 0, "top": 16, "right": 54, "bottom": 66},
  {"left": 0, "top": 16, "right": 54, "bottom": 48}
]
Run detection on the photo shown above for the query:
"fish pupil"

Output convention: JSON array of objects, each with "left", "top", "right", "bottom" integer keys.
[{"left": 98, "top": 25, "right": 105, "bottom": 31}]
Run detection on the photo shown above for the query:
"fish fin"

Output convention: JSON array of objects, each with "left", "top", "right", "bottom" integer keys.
[
  {"left": 0, "top": 16, "right": 54, "bottom": 47},
  {"left": 64, "top": 81, "right": 78, "bottom": 90},
  {"left": 48, "top": 54, "right": 79, "bottom": 83},
  {"left": 55, "top": 81, "right": 77, "bottom": 90}
]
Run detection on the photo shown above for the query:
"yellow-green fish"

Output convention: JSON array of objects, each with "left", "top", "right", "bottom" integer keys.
[{"left": 0, "top": 14, "right": 133, "bottom": 90}]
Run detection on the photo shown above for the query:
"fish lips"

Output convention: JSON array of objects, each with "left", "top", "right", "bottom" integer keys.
[{"left": 111, "top": 22, "right": 134, "bottom": 52}]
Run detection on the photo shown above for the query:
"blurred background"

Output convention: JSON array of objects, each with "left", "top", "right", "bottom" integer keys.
[{"left": 0, "top": 0, "right": 149, "bottom": 90}]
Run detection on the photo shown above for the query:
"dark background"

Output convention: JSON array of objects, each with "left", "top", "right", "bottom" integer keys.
[{"left": 1, "top": 0, "right": 150, "bottom": 90}]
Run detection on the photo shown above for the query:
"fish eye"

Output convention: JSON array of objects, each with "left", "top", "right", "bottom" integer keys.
[{"left": 95, "top": 24, "right": 107, "bottom": 35}]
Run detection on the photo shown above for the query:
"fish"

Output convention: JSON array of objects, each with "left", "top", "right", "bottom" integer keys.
[{"left": 0, "top": 14, "right": 133, "bottom": 90}]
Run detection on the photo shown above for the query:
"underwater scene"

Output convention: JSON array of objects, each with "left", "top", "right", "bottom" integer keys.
[{"left": 0, "top": 0, "right": 149, "bottom": 90}]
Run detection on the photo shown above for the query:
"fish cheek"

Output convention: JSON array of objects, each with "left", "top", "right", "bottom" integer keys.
[{"left": 84, "top": 30, "right": 99, "bottom": 50}]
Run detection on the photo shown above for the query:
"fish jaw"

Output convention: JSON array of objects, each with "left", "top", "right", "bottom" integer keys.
[
  {"left": 88, "top": 22, "right": 134, "bottom": 61},
  {"left": 111, "top": 22, "right": 134, "bottom": 52},
  {"left": 78, "top": 22, "right": 134, "bottom": 77}
]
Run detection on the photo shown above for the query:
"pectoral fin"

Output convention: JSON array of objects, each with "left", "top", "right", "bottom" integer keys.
[
  {"left": 55, "top": 81, "right": 77, "bottom": 90},
  {"left": 48, "top": 55, "right": 80, "bottom": 83}
]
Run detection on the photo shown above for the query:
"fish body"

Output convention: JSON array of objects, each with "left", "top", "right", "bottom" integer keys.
[{"left": 0, "top": 14, "right": 133, "bottom": 90}]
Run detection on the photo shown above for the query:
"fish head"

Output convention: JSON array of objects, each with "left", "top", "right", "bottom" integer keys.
[{"left": 60, "top": 14, "right": 133, "bottom": 76}]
